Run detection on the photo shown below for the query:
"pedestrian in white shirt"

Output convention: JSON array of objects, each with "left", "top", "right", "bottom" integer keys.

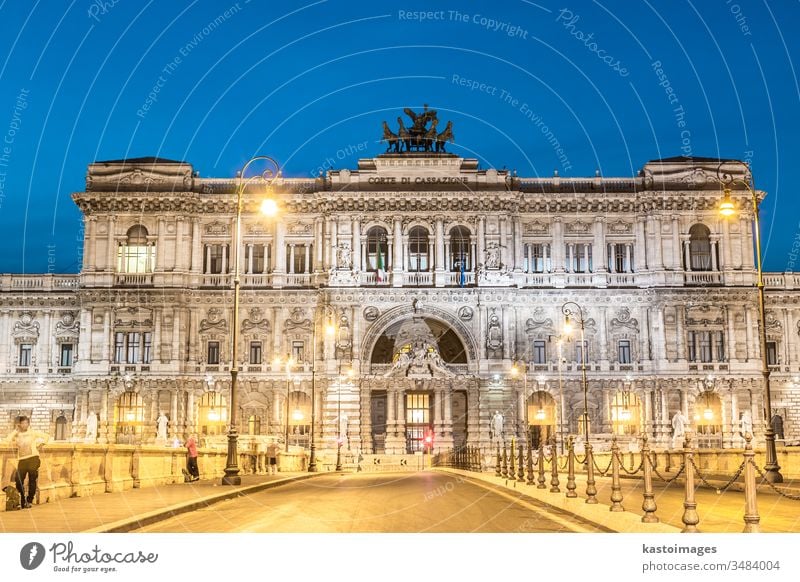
[{"left": 5, "top": 415, "right": 49, "bottom": 508}]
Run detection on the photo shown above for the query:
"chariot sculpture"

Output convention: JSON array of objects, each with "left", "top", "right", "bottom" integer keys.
[{"left": 381, "top": 104, "right": 455, "bottom": 153}]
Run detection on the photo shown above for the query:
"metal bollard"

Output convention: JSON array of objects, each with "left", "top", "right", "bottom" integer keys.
[
  {"left": 537, "top": 443, "right": 547, "bottom": 489},
  {"left": 496, "top": 444, "right": 502, "bottom": 477},
  {"left": 526, "top": 440, "right": 535, "bottom": 485},
  {"left": 609, "top": 436, "right": 624, "bottom": 511},
  {"left": 509, "top": 438, "right": 516, "bottom": 481},
  {"left": 517, "top": 441, "right": 525, "bottom": 482},
  {"left": 502, "top": 444, "right": 509, "bottom": 478},
  {"left": 566, "top": 436, "right": 577, "bottom": 498},
  {"left": 550, "top": 443, "right": 560, "bottom": 493},
  {"left": 742, "top": 433, "right": 761, "bottom": 533},
  {"left": 681, "top": 432, "right": 700, "bottom": 533},
  {"left": 585, "top": 441, "right": 598, "bottom": 504},
  {"left": 641, "top": 434, "right": 659, "bottom": 523}
]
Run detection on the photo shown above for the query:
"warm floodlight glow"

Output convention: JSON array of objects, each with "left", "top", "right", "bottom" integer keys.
[
  {"left": 719, "top": 190, "right": 736, "bottom": 217},
  {"left": 260, "top": 198, "right": 278, "bottom": 217}
]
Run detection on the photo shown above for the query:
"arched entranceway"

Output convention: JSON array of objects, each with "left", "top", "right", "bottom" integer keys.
[
  {"left": 694, "top": 391, "right": 723, "bottom": 448},
  {"left": 367, "top": 312, "right": 472, "bottom": 454},
  {"left": 527, "top": 390, "right": 557, "bottom": 449}
]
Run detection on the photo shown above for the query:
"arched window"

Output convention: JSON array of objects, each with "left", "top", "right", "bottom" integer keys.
[
  {"left": 366, "top": 227, "right": 389, "bottom": 275},
  {"left": 118, "top": 225, "right": 155, "bottom": 273},
  {"left": 54, "top": 414, "right": 69, "bottom": 441},
  {"left": 114, "top": 391, "right": 144, "bottom": 444},
  {"left": 527, "top": 391, "right": 557, "bottom": 449},
  {"left": 610, "top": 390, "right": 641, "bottom": 436},
  {"left": 689, "top": 224, "right": 713, "bottom": 271},
  {"left": 449, "top": 226, "right": 471, "bottom": 272},
  {"left": 408, "top": 226, "right": 430, "bottom": 272}
]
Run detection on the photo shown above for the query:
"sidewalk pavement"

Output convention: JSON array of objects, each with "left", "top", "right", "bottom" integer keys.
[
  {"left": 437, "top": 467, "right": 800, "bottom": 533},
  {"left": 0, "top": 472, "right": 317, "bottom": 534}
]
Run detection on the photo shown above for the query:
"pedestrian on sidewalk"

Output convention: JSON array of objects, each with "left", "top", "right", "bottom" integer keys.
[
  {"left": 184, "top": 433, "right": 200, "bottom": 482},
  {"left": 267, "top": 441, "right": 279, "bottom": 475},
  {"left": 4, "top": 415, "right": 49, "bottom": 508}
]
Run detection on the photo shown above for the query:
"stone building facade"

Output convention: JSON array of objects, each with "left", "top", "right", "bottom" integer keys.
[{"left": 1, "top": 150, "right": 799, "bottom": 454}]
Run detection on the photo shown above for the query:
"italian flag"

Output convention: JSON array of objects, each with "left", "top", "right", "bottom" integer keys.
[{"left": 376, "top": 244, "right": 386, "bottom": 283}]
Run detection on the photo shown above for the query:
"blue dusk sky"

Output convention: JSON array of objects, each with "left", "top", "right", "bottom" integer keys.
[{"left": 0, "top": 0, "right": 798, "bottom": 273}]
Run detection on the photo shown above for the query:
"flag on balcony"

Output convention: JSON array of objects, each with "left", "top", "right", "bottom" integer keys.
[{"left": 376, "top": 245, "right": 386, "bottom": 283}]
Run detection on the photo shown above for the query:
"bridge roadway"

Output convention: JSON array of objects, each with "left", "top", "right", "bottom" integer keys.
[{"left": 133, "top": 472, "right": 608, "bottom": 533}]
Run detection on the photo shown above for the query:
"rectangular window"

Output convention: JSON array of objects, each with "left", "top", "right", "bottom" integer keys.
[
  {"left": 766, "top": 341, "right": 778, "bottom": 366},
  {"left": 569, "top": 243, "right": 593, "bottom": 273},
  {"left": 533, "top": 340, "right": 547, "bottom": 364},
  {"left": 618, "top": 340, "right": 631, "bottom": 364},
  {"left": 715, "top": 331, "right": 725, "bottom": 362},
  {"left": 117, "top": 245, "right": 155, "bottom": 273},
  {"left": 18, "top": 343, "right": 32, "bottom": 367},
  {"left": 142, "top": 332, "right": 152, "bottom": 364},
  {"left": 250, "top": 244, "right": 265, "bottom": 274},
  {"left": 292, "top": 340, "right": 304, "bottom": 363},
  {"left": 293, "top": 246, "right": 306, "bottom": 274},
  {"left": 126, "top": 332, "right": 140, "bottom": 364},
  {"left": 60, "top": 343, "right": 74, "bottom": 367},
  {"left": 250, "top": 341, "right": 263, "bottom": 365},
  {"left": 698, "top": 331, "right": 712, "bottom": 363},
  {"left": 530, "top": 244, "right": 546, "bottom": 273},
  {"left": 575, "top": 340, "right": 588, "bottom": 364},
  {"left": 207, "top": 245, "right": 225, "bottom": 274},
  {"left": 207, "top": 341, "right": 220, "bottom": 365},
  {"left": 114, "top": 332, "right": 125, "bottom": 363},
  {"left": 687, "top": 331, "right": 696, "bottom": 362}
]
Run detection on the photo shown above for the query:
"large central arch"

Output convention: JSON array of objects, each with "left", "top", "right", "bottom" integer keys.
[{"left": 359, "top": 304, "right": 478, "bottom": 372}]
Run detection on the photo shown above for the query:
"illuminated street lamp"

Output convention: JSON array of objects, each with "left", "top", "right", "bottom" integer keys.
[
  {"left": 561, "top": 300, "right": 597, "bottom": 503},
  {"left": 717, "top": 162, "right": 783, "bottom": 483},
  {"left": 222, "top": 155, "right": 280, "bottom": 486}
]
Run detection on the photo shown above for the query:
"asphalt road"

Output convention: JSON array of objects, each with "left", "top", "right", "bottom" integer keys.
[{"left": 135, "top": 472, "right": 609, "bottom": 533}]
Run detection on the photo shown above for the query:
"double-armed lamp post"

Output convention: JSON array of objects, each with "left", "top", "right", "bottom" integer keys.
[
  {"left": 222, "top": 156, "right": 281, "bottom": 486},
  {"left": 718, "top": 162, "right": 783, "bottom": 483}
]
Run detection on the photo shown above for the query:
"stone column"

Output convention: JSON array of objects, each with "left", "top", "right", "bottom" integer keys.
[
  {"left": 710, "top": 238, "right": 719, "bottom": 271},
  {"left": 304, "top": 245, "right": 311, "bottom": 274},
  {"left": 720, "top": 219, "right": 731, "bottom": 270},
  {"left": 314, "top": 218, "right": 324, "bottom": 272},
  {"left": 726, "top": 306, "right": 737, "bottom": 362},
  {"left": 155, "top": 217, "right": 165, "bottom": 271},
  {"left": 676, "top": 306, "right": 686, "bottom": 361},
  {"left": 742, "top": 218, "right": 755, "bottom": 270},
  {"left": 552, "top": 219, "right": 564, "bottom": 273},
  {"left": 567, "top": 243, "right": 574, "bottom": 273},
  {"left": 594, "top": 217, "right": 607, "bottom": 272},
  {"left": 625, "top": 243, "right": 632, "bottom": 273},
  {"left": 78, "top": 309, "right": 92, "bottom": 364},
  {"left": 434, "top": 216, "right": 445, "bottom": 271},
  {"left": 221, "top": 244, "right": 228, "bottom": 275},
  {"left": 85, "top": 216, "right": 97, "bottom": 270},
  {"left": 152, "top": 308, "right": 161, "bottom": 364},
  {"left": 683, "top": 239, "right": 691, "bottom": 272},
  {"left": 329, "top": 218, "right": 338, "bottom": 269},
  {"left": 443, "top": 387, "right": 453, "bottom": 442},
  {"left": 190, "top": 218, "right": 202, "bottom": 273},
  {"left": 392, "top": 217, "right": 403, "bottom": 286},
  {"left": 671, "top": 215, "right": 681, "bottom": 270},
  {"left": 477, "top": 216, "right": 486, "bottom": 269},
  {"left": 171, "top": 308, "right": 181, "bottom": 364},
  {"left": 288, "top": 244, "right": 296, "bottom": 274},
  {"left": 584, "top": 243, "right": 591, "bottom": 273},
  {"left": 351, "top": 216, "right": 361, "bottom": 272},
  {"left": 170, "top": 390, "right": 178, "bottom": 440},
  {"left": 513, "top": 216, "right": 523, "bottom": 271},
  {"left": 635, "top": 217, "right": 646, "bottom": 271},
  {"left": 99, "top": 387, "right": 109, "bottom": 444},
  {"left": 652, "top": 216, "right": 664, "bottom": 270},
  {"left": 106, "top": 216, "right": 117, "bottom": 272},
  {"left": 274, "top": 221, "right": 286, "bottom": 273}
]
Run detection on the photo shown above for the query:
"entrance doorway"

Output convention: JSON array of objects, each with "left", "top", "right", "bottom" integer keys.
[
  {"left": 370, "top": 391, "right": 386, "bottom": 453},
  {"left": 527, "top": 391, "right": 557, "bottom": 449}
]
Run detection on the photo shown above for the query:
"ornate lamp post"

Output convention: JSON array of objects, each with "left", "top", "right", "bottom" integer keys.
[
  {"left": 562, "top": 300, "right": 597, "bottom": 503},
  {"left": 309, "top": 300, "right": 337, "bottom": 472},
  {"left": 718, "top": 162, "right": 783, "bottom": 482},
  {"left": 222, "top": 156, "right": 280, "bottom": 486}
]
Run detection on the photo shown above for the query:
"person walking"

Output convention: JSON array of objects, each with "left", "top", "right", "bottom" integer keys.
[
  {"left": 184, "top": 433, "right": 200, "bottom": 482},
  {"left": 5, "top": 415, "right": 49, "bottom": 508},
  {"left": 266, "top": 441, "right": 279, "bottom": 475}
]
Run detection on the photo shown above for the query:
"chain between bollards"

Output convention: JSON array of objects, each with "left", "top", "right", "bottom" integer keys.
[
  {"left": 566, "top": 435, "right": 577, "bottom": 498},
  {"left": 681, "top": 433, "right": 700, "bottom": 533},
  {"left": 550, "top": 442, "right": 560, "bottom": 493},
  {"left": 609, "top": 436, "right": 624, "bottom": 511},
  {"left": 742, "top": 433, "right": 761, "bottom": 533},
  {"left": 640, "top": 434, "right": 659, "bottom": 523}
]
